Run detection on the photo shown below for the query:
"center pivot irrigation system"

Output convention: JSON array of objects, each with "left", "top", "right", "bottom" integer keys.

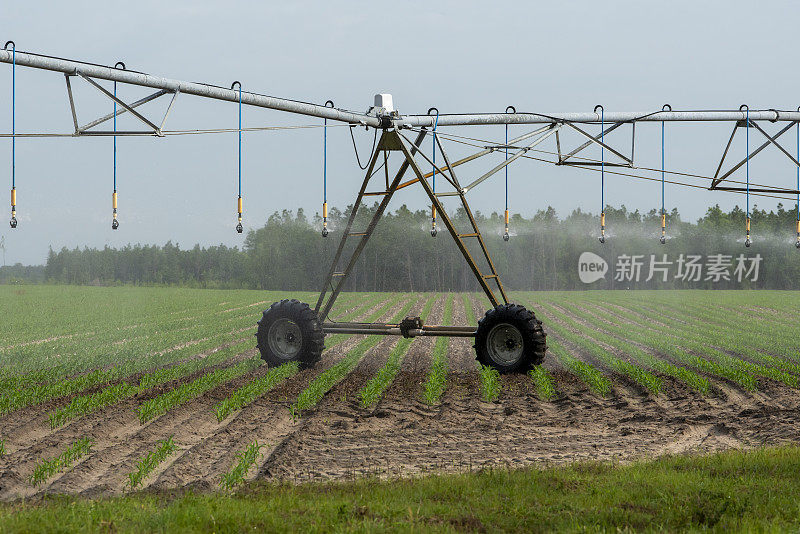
[{"left": 4, "top": 43, "right": 800, "bottom": 372}]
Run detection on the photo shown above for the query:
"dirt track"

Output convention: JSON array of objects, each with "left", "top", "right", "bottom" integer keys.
[{"left": 1, "top": 294, "right": 800, "bottom": 500}]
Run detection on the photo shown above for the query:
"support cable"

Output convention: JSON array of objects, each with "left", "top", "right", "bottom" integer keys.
[
  {"left": 232, "top": 81, "right": 243, "bottom": 234},
  {"left": 504, "top": 106, "right": 515, "bottom": 242},
  {"left": 429, "top": 107, "right": 439, "bottom": 237},
  {"left": 349, "top": 125, "right": 377, "bottom": 170},
  {"left": 743, "top": 105, "right": 751, "bottom": 247},
  {"left": 111, "top": 62, "right": 124, "bottom": 230},
  {"left": 6, "top": 41, "right": 16, "bottom": 228},
  {"left": 660, "top": 104, "right": 671, "bottom": 244},
  {"left": 322, "top": 100, "right": 334, "bottom": 237}
]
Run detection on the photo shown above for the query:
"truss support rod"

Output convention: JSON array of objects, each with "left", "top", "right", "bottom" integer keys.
[
  {"left": 159, "top": 88, "right": 180, "bottom": 131},
  {"left": 711, "top": 121, "right": 796, "bottom": 187},
  {"left": 563, "top": 122, "right": 632, "bottom": 165},
  {"left": 395, "top": 125, "right": 552, "bottom": 191},
  {"left": 559, "top": 122, "right": 624, "bottom": 163},
  {"left": 711, "top": 123, "right": 739, "bottom": 186},
  {"left": 750, "top": 121, "right": 800, "bottom": 168},
  {"left": 78, "top": 74, "right": 163, "bottom": 134},
  {"left": 77, "top": 88, "right": 169, "bottom": 133},
  {"left": 64, "top": 74, "right": 79, "bottom": 132},
  {"left": 463, "top": 125, "right": 560, "bottom": 192}
]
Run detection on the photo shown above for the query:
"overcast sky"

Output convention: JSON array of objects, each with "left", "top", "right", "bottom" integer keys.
[{"left": 2, "top": 0, "right": 800, "bottom": 265}]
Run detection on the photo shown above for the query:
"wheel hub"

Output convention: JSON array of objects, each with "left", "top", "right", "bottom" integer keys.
[
  {"left": 486, "top": 322, "right": 524, "bottom": 366},
  {"left": 267, "top": 318, "right": 303, "bottom": 360}
]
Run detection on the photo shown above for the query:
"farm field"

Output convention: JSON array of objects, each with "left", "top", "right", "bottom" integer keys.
[{"left": 1, "top": 285, "right": 799, "bottom": 501}]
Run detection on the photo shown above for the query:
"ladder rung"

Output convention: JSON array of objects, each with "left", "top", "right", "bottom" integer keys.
[
  {"left": 458, "top": 233, "right": 479, "bottom": 238},
  {"left": 363, "top": 191, "right": 390, "bottom": 196},
  {"left": 483, "top": 274, "right": 498, "bottom": 279},
  {"left": 347, "top": 232, "right": 367, "bottom": 237},
  {"left": 333, "top": 272, "right": 346, "bottom": 277}
]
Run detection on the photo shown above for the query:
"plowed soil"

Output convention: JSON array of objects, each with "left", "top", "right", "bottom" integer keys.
[{"left": 2, "top": 295, "right": 800, "bottom": 501}]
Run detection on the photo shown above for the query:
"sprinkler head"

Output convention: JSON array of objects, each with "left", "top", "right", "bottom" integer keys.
[
  {"left": 430, "top": 227, "right": 437, "bottom": 238},
  {"left": 236, "top": 222, "right": 243, "bottom": 234},
  {"left": 321, "top": 226, "right": 329, "bottom": 237},
  {"left": 9, "top": 217, "right": 17, "bottom": 229},
  {"left": 598, "top": 235, "right": 605, "bottom": 244},
  {"left": 503, "top": 232, "right": 510, "bottom": 242},
  {"left": 112, "top": 219, "right": 119, "bottom": 230},
  {"left": 745, "top": 238, "right": 751, "bottom": 248},
  {"left": 659, "top": 235, "right": 666, "bottom": 245}
]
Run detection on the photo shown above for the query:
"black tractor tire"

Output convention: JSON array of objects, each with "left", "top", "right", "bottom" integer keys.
[
  {"left": 256, "top": 299, "right": 325, "bottom": 369},
  {"left": 474, "top": 303, "right": 547, "bottom": 373}
]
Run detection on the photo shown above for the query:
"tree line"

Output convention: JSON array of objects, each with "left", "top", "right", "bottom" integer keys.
[{"left": 7, "top": 202, "right": 800, "bottom": 290}]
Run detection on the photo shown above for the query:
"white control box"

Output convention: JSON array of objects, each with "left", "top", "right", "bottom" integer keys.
[{"left": 374, "top": 93, "right": 394, "bottom": 113}]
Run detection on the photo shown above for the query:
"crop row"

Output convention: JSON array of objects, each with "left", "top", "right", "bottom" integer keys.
[
  {"left": 421, "top": 295, "right": 455, "bottom": 405},
  {"left": 290, "top": 294, "right": 415, "bottom": 415},
  {"left": 358, "top": 294, "right": 437, "bottom": 408},
  {"left": 48, "top": 339, "right": 255, "bottom": 427}
]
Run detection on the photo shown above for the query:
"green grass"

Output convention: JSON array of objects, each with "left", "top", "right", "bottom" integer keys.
[
  {"left": 220, "top": 441, "right": 264, "bottom": 490},
  {"left": 28, "top": 437, "right": 93, "bottom": 487},
  {"left": 128, "top": 437, "right": 177, "bottom": 489},
  {"left": 422, "top": 294, "right": 455, "bottom": 405},
  {"left": 5, "top": 446, "right": 800, "bottom": 532}
]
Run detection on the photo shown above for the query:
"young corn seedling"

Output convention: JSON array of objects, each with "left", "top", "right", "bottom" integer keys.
[
  {"left": 548, "top": 341, "right": 612, "bottom": 397},
  {"left": 529, "top": 366, "right": 557, "bottom": 401},
  {"left": 291, "top": 296, "right": 415, "bottom": 416},
  {"left": 358, "top": 295, "right": 437, "bottom": 409},
  {"left": 422, "top": 295, "right": 455, "bottom": 405},
  {"left": 220, "top": 441, "right": 263, "bottom": 490},
  {"left": 478, "top": 365, "right": 501, "bottom": 402},
  {"left": 128, "top": 436, "right": 177, "bottom": 489},
  {"left": 29, "top": 437, "right": 93, "bottom": 487}
]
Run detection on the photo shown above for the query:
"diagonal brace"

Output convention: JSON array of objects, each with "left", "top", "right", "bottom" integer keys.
[
  {"left": 711, "top": 120, "right": 797, "bottom": 188},
  {"left": 562, "top": 122, "right": 632, "bottom": 165},
  {"left": 395, "top": 125, "right": 553, "bottom": 192},
  {"left": 77, "top": 88, "right": 170, "bottom": 133},
  {"left": 78, "top": 74, "right": 163, "bottom": 135},
  {"left": 462, "top": 124, "right": 561, "bottom": 192}
]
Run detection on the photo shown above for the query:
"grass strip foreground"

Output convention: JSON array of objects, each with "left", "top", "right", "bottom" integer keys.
[{"left": 3, "top": 446, "right": 800, "bottom": 532}]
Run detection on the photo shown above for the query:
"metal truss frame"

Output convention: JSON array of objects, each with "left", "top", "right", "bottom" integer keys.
[
  {"left": 63, "top": 73, "right": 178, "bottom": 136},
  {"left": 710, "top": 119, "right": 800, "bottom": 193},
  {"left": 316, "top": 128, "right": 520, "bottom": 338}
]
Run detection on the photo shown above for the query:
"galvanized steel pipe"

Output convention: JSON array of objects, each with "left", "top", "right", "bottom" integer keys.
[
  {"left": 3, "top": 49, "right": 800, "bottom": 128},
  {"left": 0, "top": 49, "right": 382, "bottom": 127}
]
